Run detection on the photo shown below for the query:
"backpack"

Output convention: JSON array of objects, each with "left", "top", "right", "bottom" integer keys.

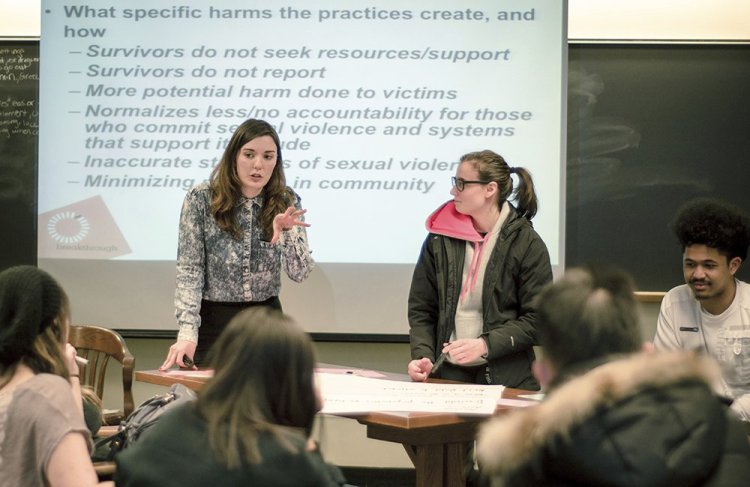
[{"left": 93, "top": 382, "right": 197, "bottom": 461}]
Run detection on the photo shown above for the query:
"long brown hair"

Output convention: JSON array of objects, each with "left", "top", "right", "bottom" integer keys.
[
  {"left": 25, "top": 304, "right": 71, "bottom": 378},
  {"left": 197, "top": 307, "right": 319, "bottom": 468},
  {"left": 209, "top": 119, "right": 294, "bottom": 240},
  {"left": 0, "top": 284, "right": 71, "bottom": 388},
  {"left": 460, "top": 150, "right": 539, "bottom": 220}
]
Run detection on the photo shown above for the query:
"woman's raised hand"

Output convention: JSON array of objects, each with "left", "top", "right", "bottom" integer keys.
[{"left": 271, "top": 206, "right": 310, "bottom": 244}]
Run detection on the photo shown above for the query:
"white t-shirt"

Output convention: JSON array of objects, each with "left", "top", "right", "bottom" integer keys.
[{"left": 654, "top": 279, "right": 750, "bottom": 421}]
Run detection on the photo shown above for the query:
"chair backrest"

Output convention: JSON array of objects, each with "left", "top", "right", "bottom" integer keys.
[{"left": 69, "top": 325, "right": 135, "bottom": 421}]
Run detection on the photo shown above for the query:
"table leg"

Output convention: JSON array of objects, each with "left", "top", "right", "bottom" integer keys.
[
  {"left": 403, "top": 442, "right": 467, "bottom": 487},
  {"left": 444, "top": 442, "right": 467, "bottom": 487},
  {"left": 364, "top": 420, "right": 477, "bottom": 487}
]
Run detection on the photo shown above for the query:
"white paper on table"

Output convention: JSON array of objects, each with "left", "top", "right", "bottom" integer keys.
[
  {"left": 316, "top": 372, "right": 504, "bottom": 415},
  {"left": 517, "top": 392, "right": 545, "bottom": 401},
  {"left": 497, "top": 398, "right": 538, "bottom": 408}
]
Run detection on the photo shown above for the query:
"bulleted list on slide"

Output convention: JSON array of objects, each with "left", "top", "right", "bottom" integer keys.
[{"left": 38, "top": 0, "right": 565, "bottom": 264}]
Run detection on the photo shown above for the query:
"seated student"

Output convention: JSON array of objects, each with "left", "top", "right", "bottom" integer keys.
[
  {"left": 115, "top": 307, "right": 344, "bottom": 486},
  {"left": 476, "top": 266, "right": 750, "bottom": 486},
  {"left": 654, "top": 198, "right": 750, "bottom": 424},
  {"left": 0, "top": 265, "right": 110, "bottom": 487}
]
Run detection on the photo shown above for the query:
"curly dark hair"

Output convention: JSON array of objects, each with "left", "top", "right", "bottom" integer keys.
[{"left": 671, "top": 198, "right": 750, "bottom": 261}]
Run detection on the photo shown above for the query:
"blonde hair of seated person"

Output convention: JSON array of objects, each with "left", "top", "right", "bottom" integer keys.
[{"left": 198, "top": 307, "right": 320, "bottom": 468}]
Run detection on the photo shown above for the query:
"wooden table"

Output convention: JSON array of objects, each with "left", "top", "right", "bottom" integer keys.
[
  {"left": 135, "top": 369, "right": 209, "bottom": 391},
  {"left": 135, "top": 369, "right": 536, "bottom": 487},
  {"left": 347, "top": 386, "right": 533, "bottom": 487}
]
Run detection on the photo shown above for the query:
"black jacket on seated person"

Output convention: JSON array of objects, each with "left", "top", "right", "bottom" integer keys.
[
  {"left": 477, "top": 351, "right": 750, "bottom": 487},
  {"left": 115, "top": 402, "right": 344, "bottom": 487}
]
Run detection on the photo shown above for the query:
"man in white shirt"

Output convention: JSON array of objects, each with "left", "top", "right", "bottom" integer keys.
[{"left": 654, "top": 198, "right": 750, "bottom": 424}]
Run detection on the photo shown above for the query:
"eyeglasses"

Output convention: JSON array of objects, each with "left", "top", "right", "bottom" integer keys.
[{"left": 451, "top": 177, "right": 491, "bottom": 192}]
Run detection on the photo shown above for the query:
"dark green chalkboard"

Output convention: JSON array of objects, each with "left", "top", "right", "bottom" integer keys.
[
  {"left": 0, "top": 40, "right": 38, "bottom": 271},
  {"left": 566, "top": 44, "right": 750, "bottom": 290}
]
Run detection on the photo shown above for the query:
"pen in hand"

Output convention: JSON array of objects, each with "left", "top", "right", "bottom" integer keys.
[{"left": 429, "top": 352, "right": 448, "bottom": 377}]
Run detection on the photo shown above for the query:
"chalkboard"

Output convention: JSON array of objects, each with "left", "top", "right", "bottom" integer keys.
[
  {"left": 0, "top": 41, "right": 38, "bottom": 271},
  {"left": 2, "top": 41, "right": 750, "bottom": 290},
  {"left": 566, "top": 44, "right": 750, "bottom": 290}
]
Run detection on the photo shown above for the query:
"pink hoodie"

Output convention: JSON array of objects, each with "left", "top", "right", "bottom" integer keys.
[{"left": 426, "top": 201, "right": 491, "bottom": 302}]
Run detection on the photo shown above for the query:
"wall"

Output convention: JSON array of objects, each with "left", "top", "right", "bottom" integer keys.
[
  {"left": 568, "top": 0, "right": 750, "bottom": 40},
  {"left": 0, "top": 0, "right": 740, "bottom": 469}
]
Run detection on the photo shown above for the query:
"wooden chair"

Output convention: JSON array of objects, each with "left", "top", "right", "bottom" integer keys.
[{"left": 69, "top": 324, "right": 135, "bottom": 425}]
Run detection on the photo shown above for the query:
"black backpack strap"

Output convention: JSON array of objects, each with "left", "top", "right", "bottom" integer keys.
[{"left": 93, "top": 429, "right": 127, "bottom": 462}]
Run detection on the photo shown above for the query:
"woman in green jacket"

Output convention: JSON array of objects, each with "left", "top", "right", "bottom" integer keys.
[{"left": 407, "top": 150, "right": 552, "bottom": 389}]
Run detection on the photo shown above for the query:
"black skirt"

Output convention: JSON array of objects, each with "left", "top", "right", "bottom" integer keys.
[{"left": 194, "top": 296, "right": 281, "bottom": 365}]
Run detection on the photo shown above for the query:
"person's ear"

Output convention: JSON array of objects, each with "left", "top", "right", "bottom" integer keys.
[
  {"left": 532, "top": 357, "right": 555, "bottom": 389},
  {"left": 729, "top": 256, "right": 742, "bottom": 275},
  {"left": 485, "top": 181, "right": 498, "bottom": 200}
]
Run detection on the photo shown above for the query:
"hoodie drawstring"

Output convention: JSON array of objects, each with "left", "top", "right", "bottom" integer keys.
[{"left": 460, "top": 233, "right": 490, "bottom": 302}]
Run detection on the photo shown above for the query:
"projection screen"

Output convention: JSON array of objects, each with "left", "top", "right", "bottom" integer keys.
[{"left": 38, "top": 0, "right": 567, "bottom": 337}]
